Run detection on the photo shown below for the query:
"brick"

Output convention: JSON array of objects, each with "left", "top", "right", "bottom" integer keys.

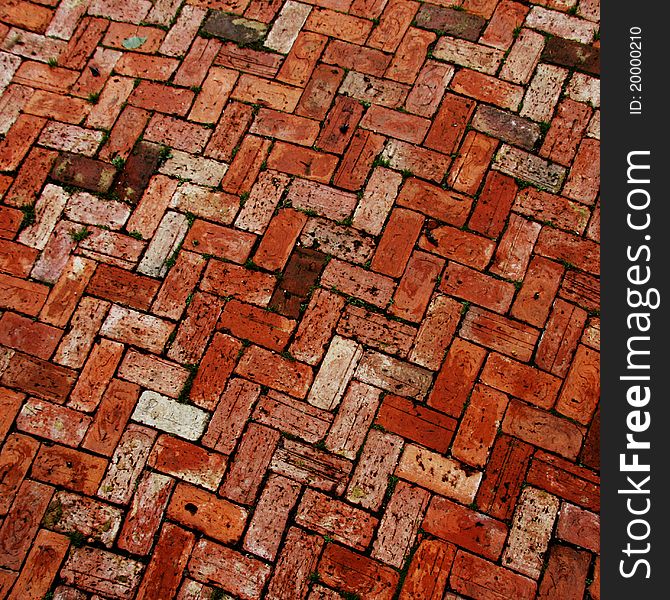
[
  {"left": 404, "top": 60, "right": 454, "bottom": 118},
  {"left": 559, "top": 270, "right": 599, "bottom": 312},
  {"left": 502, "top": 399, "right": 583, "bottom": 459},
  {"left": 502, "top": 487, "right": 559, "bottom": 578},
  {"left": 235, "top": 170, "right": 291, "bottom": 234},
  {"left": 220, "top": 423, "right": 280, "bottom": 505},
  {"left": 0, "top": 312, "right": 62, "bottom": 360},
  {"left": 244, "top": 475, "right": 301, "bottom": 561},
  {"left": 201, "top": 260, "right": 277, "bottom": 306},
  {"left": 555, "top": 344, "right": 600, "bottom": 424},
  {"left": 410, "top": 294, "right": 460, "bottom": 368},
  {"left": 2, "top": 352, "right": 77, "bottom": 404},
  {"left": 321, "top": 258, "right": 395, "bottom": 307},
  {"left": 535, "top": 227, "right": 599, "bottom": 275},
  {"left": 137, "top": 212, "right": 189, "bottom": 278},
  {"left": 526, "top": 6, "right": 597, "bottom": 43},
  {"left": 397, "top": 177, "right": 472, "bottom": 226},
  {"left": 325, "top": 381, "right": 382, "bottom": 459},
  {"left": 376, "top": 394, "right": 456, "bottom": 453},
  {"left": 317, "top": 96, "right": 364, "bottom": 154},
  {"left": 202, "top": 12, "right": 267, "bottom": 44},
  {"left": 511, "top": 256, "right": 564, "bottom": 326},
  {"left": 0, "top": 433, "right": 39, "bottom": 516},
  {"left": 277, "top": 30, "right": 327, "bottom": 87},
  {"left": 0, "top": 479, "right": 53, "bottom": 570},
  {"left": 18, "top": 184, "right": 69, "bottom": 251},
  {"left": 87, "top": 264, "right": 158, "bottom": 312},
  {"left": 420, "top": 223, "right": 495, "bottom": 270},
  {"left": 39, "top": 122, "right": 104, "bottom": 156},
  {"left": 130, "top": 80, "right": 194, "bottom": 116},
  {"left": 489, "top": 214, "right": 541, "bottom": 279},
  {"left": 53, "top": 297, "right": 109, "bottom": 369},
  {"left": 232, "top": 73, "right": 301, "bottom": 111},
  {"left": 450, "top": 551, "right": 536, "bottom": 600},
  {"left": 3, "top": 146, "right": 56, "bottom": 209},
  {"left": 382, "top": 140, "right": 452, "bottom": 183},
  {"left": 346, "top": 429, "right": 403, "bottom": 510},
  {"left": 543, "top": 36, "right": 599, "bottom": 75},
  {"left": 0, "top": 272, "right": 50, "bottom": 316},
  {"left": 24, "top": 89, "right": 90, "bottom": 124},
  {"left": 360, "top": 105, "right": 430, "bottom": 144},
  {"left": 83, "top": 379, "right": 140, "bottom": 456},
  {"left": 476, "top": 434, "right": 533, "bottom": 520},
  {"left": 167, "top": 483, "right": 247, "bottom": 543},
  {"left": 385, "top": 27, "right": 436, "bottom": 84},
  {"left": 98, "top": 105, "right": 150, "bottom": 164},
  {"left": 520, "top": 64, "right": 569, "bottom": 122},
  {"left": 16, "top": 398, "right": 90, "bottom": 447},
  {"left": 117, "top": 471, "right": 174, "bottom": 555},
  {"left": 398, "top": 539, "right": 455, "bottom": 599},
  {"left": 253, "top": 209, "right": 307, "bottom": 271},
  {"left": 267, "top": 140, "right": 339, "bottom": 183},
  {"left": 340, "top": 71, "right": 409, "bottom": 109},
  {"left": 97, "top": 424, "right": 156, "bottom": 504},
  {"left": 305, "top": 7, "right": 372, "bottom": 43},
  {"left": 296, "top": 64, "right": 345, "bottom": 119},
  {"left": 415, "top": 5, "right": 486, "bottom": 41},
  {"left": 481, "top": 1, "right": 529, "bottom": 50},
  {"left": 251, "top": 108, "right": 320, "bottom": 146},
  {"left": 31, "top": 444, "right": 107, "bottom": 495},
  {"left": 567, "top": 73, "right": 600, "bottom": 108},
  {"left": 0, "top": 114, "right": 46, "bottom": 172},
  {"left": 135, "top": 523, "right": 195, "bottom": 600},
  {"left": 556, "top": 502, "right": 599, "bottom": 552},
  {"left": 0, "top": 389, "right": 24, "bottom": 444},
  {"left": 338, "top": 304, "right": 416, "bottom": 357},
  {"left": 441, "top": 262, "right": 515, "bottom": 313},
  {"left": 451, "top": 384, "right": 508, "bottom": 467},
  {"left": 371, "top": 207, "right": 424, "bottom": 277},
  {"left": 433, "top": 36, "right": 504, "bottom": 74},
  {"left": 563, "top": 138, "right": 600, "bottom": 204},
  {"left": 512, "top": 187, "right": 591, "bottom": 234},
  {"left": 43, "top": 490, "right": 123, "bottom": 549},
  {"left": 265, "top": 528, "right": 323, "bottom": 599},
  {"left": 221, "top": 134, "right": 272, "bottom": 195},
  {"left": 290, "top": 289, "right": 345, "bottom": 364},
  {"left": 428, "top": 337, "right": 487, "bottom": 417},
  {"left": 352, "top": 167, "right": 402, "bottom": 236},
  {"left": 60, "top": 546, "right": 144, "bottom": 599},
  {"left": 473, "top": 105, "right": 540, "bottom": 151},
  {"left": 396, "top": 444, "right": 481, "bottom": 503},
  {"left": 319, "top": 543, "right": 399, "bottom": 600},
  {"left": 482, "top": 353, "right": 561, "bottom": 409},
  {"left": 536, "top": 299, "right": 588, "bottom": 376},
  {"left": 451, "top": 69, "right": 523, "bottom": 111},
  {"left": 254, "top": 389, "right": 332, "bottom": 442},
  {"left": 424, "top": 495, "right": 507, "bottom": 561},
  {"left": 6, "top": 530, "right": 69, "bottom": 600},
  {"left": 296, "top": 489, "right": 378, "bottom": 550},
  {"left": 188, "top": 539, "right": 271, "bottom": 600},
  {"left": 100, "top": 305, "right": 173, "bottom": 353},
  {"left": 159, "top": 5, "right": 206, "bottom": 56},
  {"left": 333, "top": 129, "right": 386, "bottom": 191},
  {"left": 500, "top": 28, "right": 545, "bottom": 84},
  {"left": 537, "top": 544, "right": 590, "bottom": 600},
  {"left": 367, "top": 0, "right": 418, "bottom": 52},
  {"left": 264, "top": 1, "right": 312, "bottom": 53},
  {"left": 270, "top": 437, "right": 352, "bottom": 495}
]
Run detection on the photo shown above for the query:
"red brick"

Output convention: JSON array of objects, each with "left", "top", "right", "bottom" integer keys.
[
  {"left": 2, "top": 352, "right": 77, "bottom": 404},
  {"left": 451, "top": 69, "right": 524, "bottom": 110},
  {"left": 6, "top": 529, "right": 69, "bottom": 600},
  {"left": 251, "top": 108, "right": 320, "bottom": 146},
  {"left": 527, "top": 451, "right": 599, "bottom": 512},
  {"left": 559, "top": 269, "right": 600, "bottom": 312},
  {"left": 135, "top": 523, "right": 195, "bottom": 600},
  {"left": 390, "top": 250, "right": 445, "bottom": 321},
  {"left": 60, "top": 17, "right": 108, "bottom": 71},
  {"left": 68, "top": 339, "right": 125, "bottom": 411},
  {"left": 410, "top": 294, "right": 461, "bottom": 369},
  {"left": 398, "top": 539, "right": 455, "bottom": 599},
  {"left": 232, "top": 73, "right": 302, "bottom": 111},
  {"left": 3, "top": 146, "right": 57, "bottom": 209},
  {"left": 296, "top": 63, "right": 345, "bottom": 119},
  {"left": 201, "top": 260, "right": 277, "bottom": 306},
  {"left": 331, "top": 129, "right": 385, "bottom": 191},
  {"left": 376, "top": 394, "right": 456, "bottom": 453},
  {"left": 305, "top": 7, "right": 373, "bottom": 43},
  {"left": 0, "top": 115, "right": 46, "bottom": 171},
  {"left": 460, "top": 306, "right": 539, "bottom": 362},
  {"left": 450, "top": 551, "right": 537, "bottom": 600},
  {"left": 555, "top": 344, "right": 600, "bottom": 424},
  {"left": 0, "top": 479, "right": 53, "bottom": 570},
  {"left": 502, "top": 399, "right": 584, "bottom": 460},
  {"left": 0, "top": 240, "right": 31, "bottom": 277},
  {"left": 215, "top": 42, "right": 282, "bottom": 77},
  {"left": 16, "top": 398, "right": 90, "bottom": 447},
  {"left": 277, "top": 31, "right": 327, "bottom": 87},
  {"left": 537, "top": 544, "right": 590, "bottom": 600},
  {"left": 0, "top": 312, "right": 61, "bottom": 360},
  {"left": 0, "top": 1, "right": 53, "bottom": 33},
  {"left": 481, "top": 1, "right": 529, "bottom": 49},
  {"left": 556, "top": 502, "right": 599, "bottom": 553},
  {"left": 321, "top": 259, "right": 395, "bottom": 308},
  {"left": 87, "top": 263, "right": 159, "bottom": 311},
  {"left": 220, "top": 423, "right": 281, "bottom": 505},
  {"left": 188, "top": 539, "right": 271, "bottom": 600},
  {"left": 476, "top": 434, "right": 534, "bottom": 520},
  {"left": 82, "top": 379, "right": 140, "bottom": 456},
  {"left": 452, "top": 383, "right": 508, "bottom": 468},
  {"left": 424, "top": 496, "right": 507, "bottom": 561},
  {"left": 428, "top": 338, "right": 487, "bottom": 417},
  {"left": 53, "top": 297, "right": 109, "bottom": 369},
  {"left": 31, "top": 444, "right": 107, "bottom": 495},
  {"left": 563, "top": 138, "right": 600, "bottom": 204},
  {"left": 536, "top": 299, "right": 587, "bottom": 376},
  {"left": 490, "top": 214, "right": 541, "bottom": 280},
  {"left": 386, "top": 27, "right": 436, "bottom": 84},
  {"left": 152, "top": 250, "right": 206, "bottom": 320},
  {"left": 168, "top": 482, "right": 247, "bottom": 544},
  {"left": 0, "top": 272, "right": 50, "bottom": 316},
  {"left": 535, "top": 227, "right": 600, "bottom": 275},
  {"left": 129, "top": 80, "right": 194, "bottom": 115},
  {"left": 424, "top": 93, "right": 475, "bottom": 155},
  {"left": 236, "top": 344, "right": 313, "bottom": 398},
  {"left": 540, "top": 98, "right": 592, "bottom": 166},
  {"left": 372, "top": 481, "right": 430, "bottom": 568},
  {"left": 265, "top": 530, "right": 323, "bottom": 600},
  {"left": 253, "top": 209, "right": 307, "bottom": 271},
  {"left": 0, "top": 388, "right": 24, "bottom": 444},
  {"left": 267, "top": 141, "right": 339, "bottom": 183},
  {"left": 221, "top": 135, "right": 272, "bottom": 195},
  {"left": 0, "top": 433, "right": 39, "bottom": 516},
  {"left": 511, "top": 256, "right": 564, "bottom": 327},
  {"left": 397, "top": 178, "right": 472, "bottom": 226},
  {"left": 371, "top": 207, "right": 424, "bottom": 278},
  {"left": 322, "top": 39, "right": 389, "bottom": 77},
  {"left": 441, "top": 262, "right": 515, "bottom": 313},
  {"left": 420, "top": 224, "right": 495, "bottom": 269},
  {"left": 319, "top": 543, "right": 399, "bottom": 600},
  {"left": 244, "top": 475, "right": 301, "bottom": 561},
  {"left": 317, "top": 96, "right": 364, "bottom": 154},
  {"left": 360, "top": 105, "right": 430, "bottom": 144}
]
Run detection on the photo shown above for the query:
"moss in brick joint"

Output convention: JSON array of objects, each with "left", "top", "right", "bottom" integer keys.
[
  {"left": 177, "top": 364, "right": 199, "bottom": 404},
  {"left": 18, "top": 204, "right": 36, "bottom": 232}
]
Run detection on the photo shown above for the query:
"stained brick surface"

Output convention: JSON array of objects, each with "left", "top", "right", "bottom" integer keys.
[{"left": 0, "top": 1, "right": 599, "bottom": 598}]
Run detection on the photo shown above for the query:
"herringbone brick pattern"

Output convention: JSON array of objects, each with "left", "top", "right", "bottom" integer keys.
[{"left": 0, "top": 0, "right": 600, "bottom": 598}]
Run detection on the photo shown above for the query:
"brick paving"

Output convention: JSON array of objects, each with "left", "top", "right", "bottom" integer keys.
[{"left": 0, "top": 0, "right": 600, "bottom": 598}]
